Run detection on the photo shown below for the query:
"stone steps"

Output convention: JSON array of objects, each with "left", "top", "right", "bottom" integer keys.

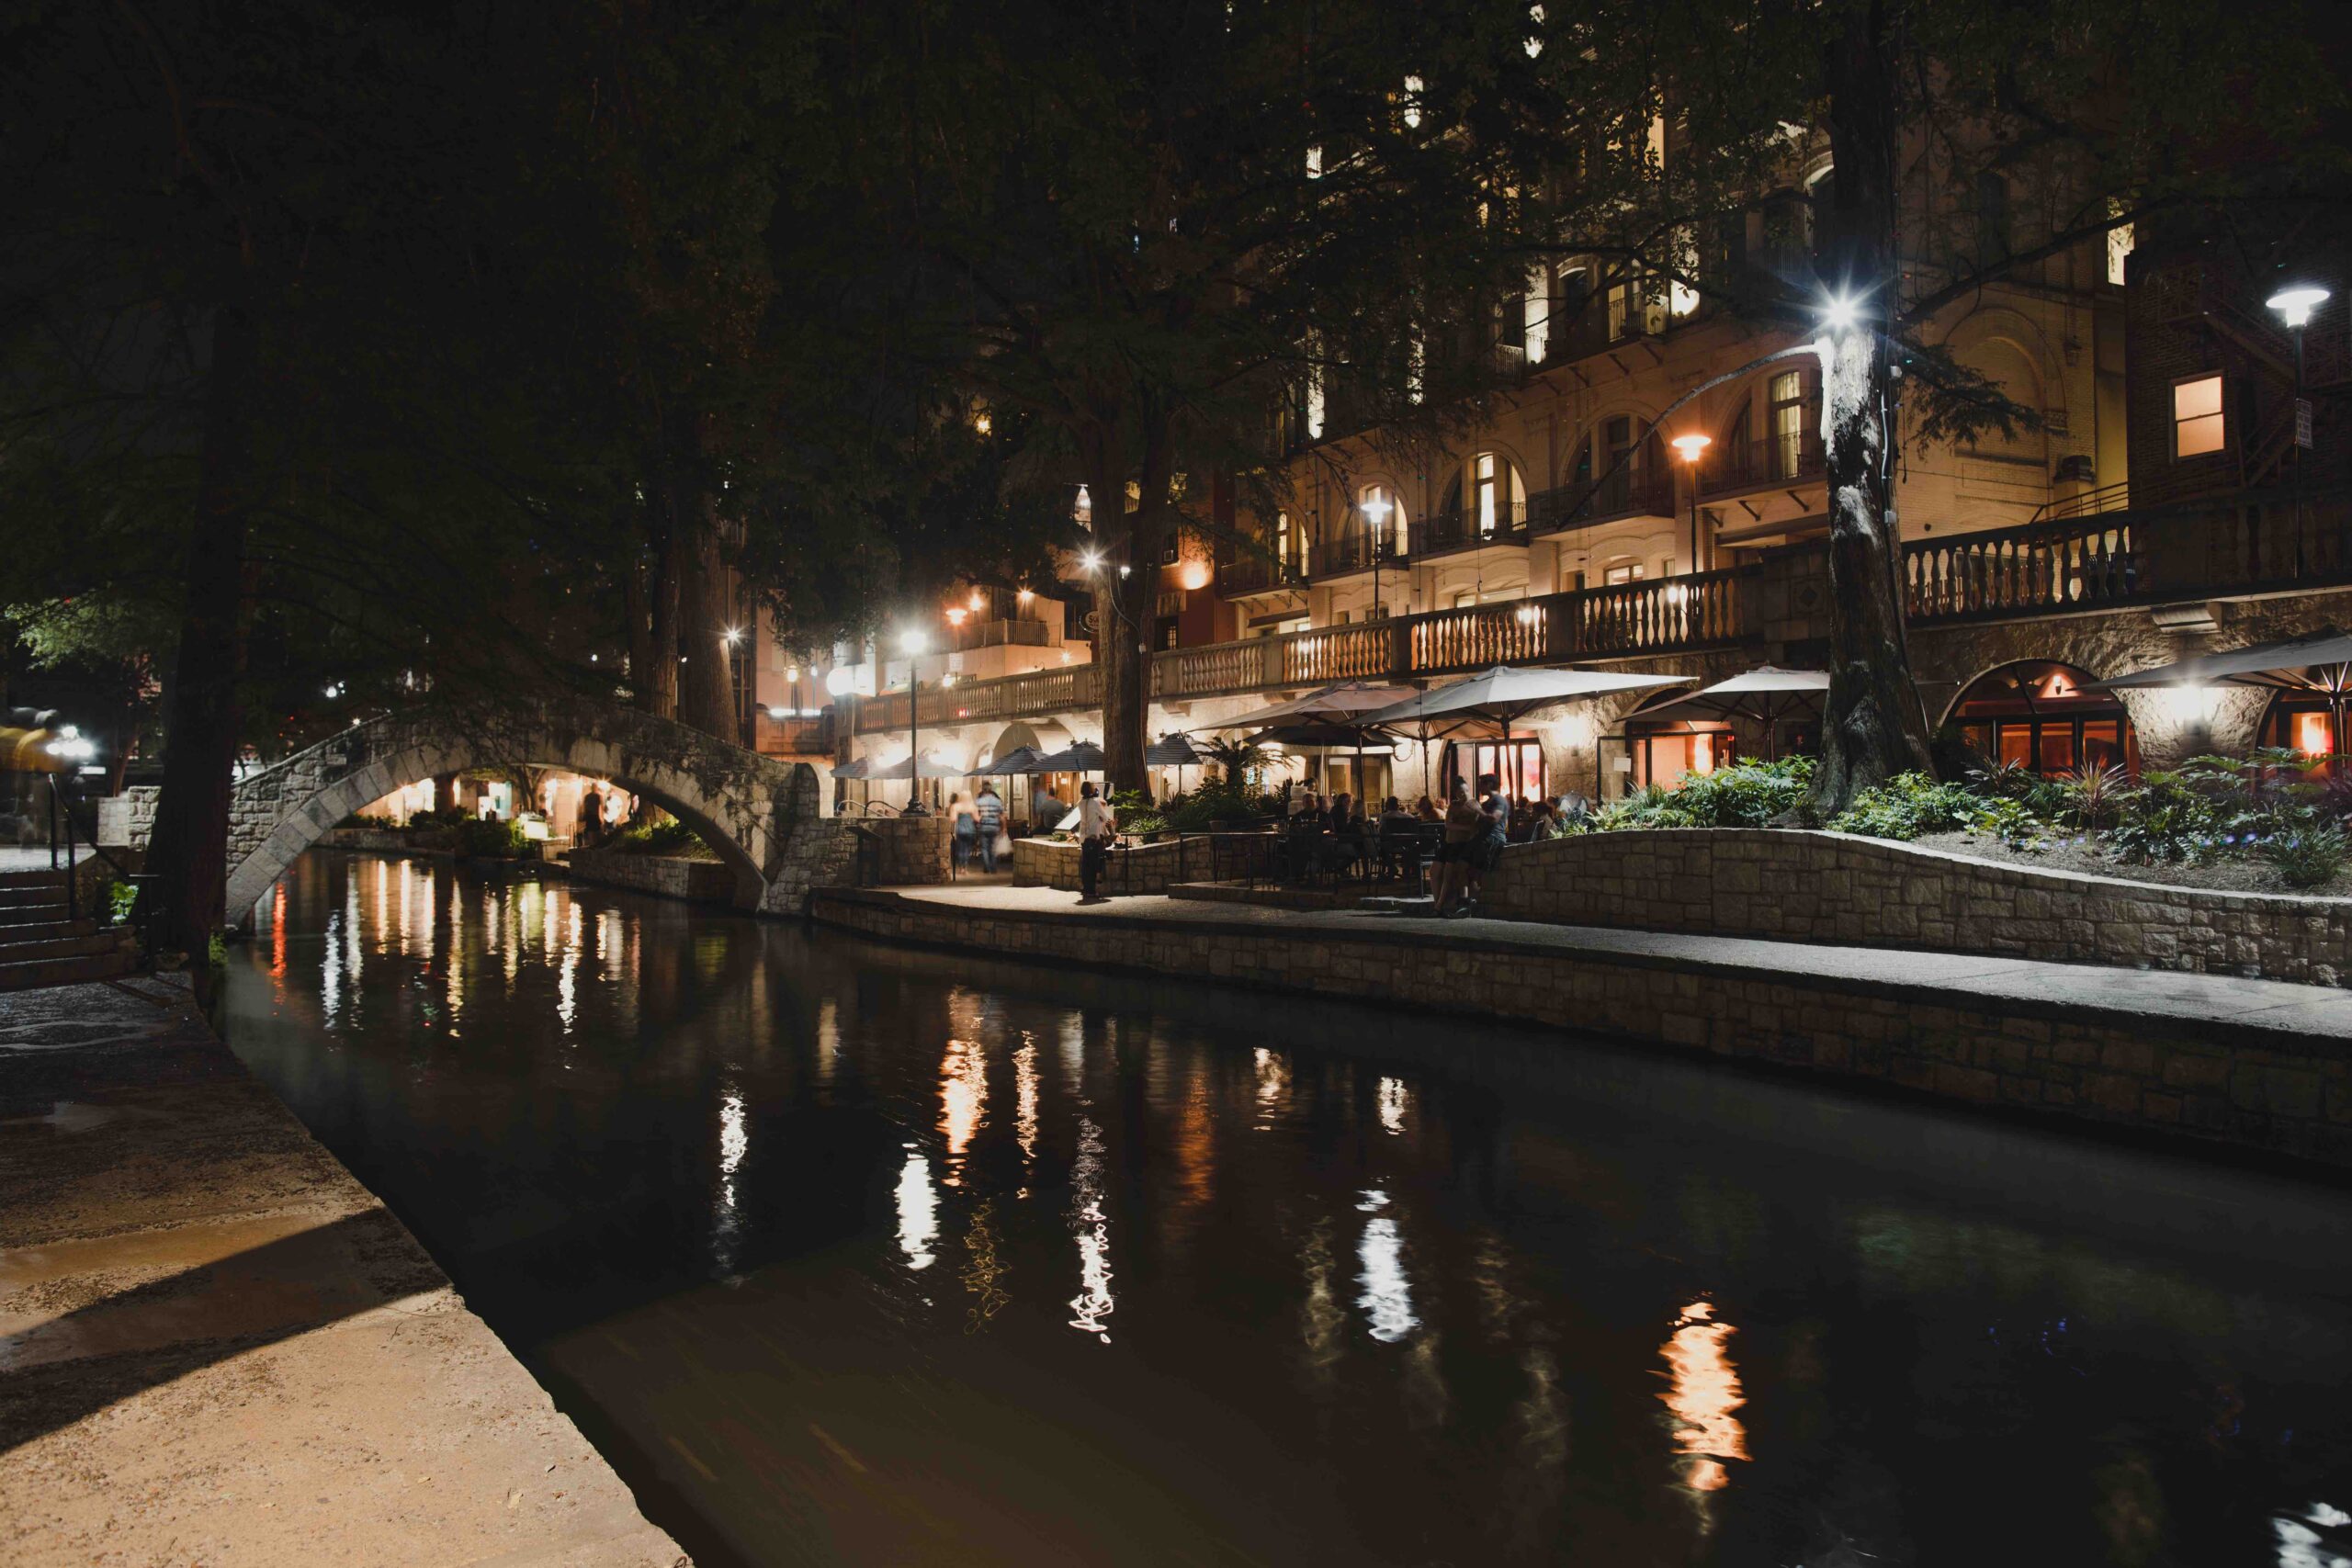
[{"left": 0, "top": 868, "right": 137, "bottom": 989}]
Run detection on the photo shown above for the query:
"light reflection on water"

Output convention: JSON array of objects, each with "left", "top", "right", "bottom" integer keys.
[{"left": 229, "top": 852, "right": 2352, "bottom": 1568}]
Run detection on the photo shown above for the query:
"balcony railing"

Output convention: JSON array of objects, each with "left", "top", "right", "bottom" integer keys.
[
  {"left": 943, "top": 616, "right": 1052, "bottom": 652},
  {"left": 1530, "top": 463, "right": 1676, "bottom": 533},
  {"left": 1700, "top": 432, "right": 1826, "bottom": 496},
  {"left": 851, "top": 568, "right": 1753, "bottom": 733},
  {"left": 843, "top": 486, "right": 2352, "bottom": 735},
  {"left": 1414, "top": 502, "right": 1531, "bottom": 557},
  {"left": 1309, "top": 530, "right": 1408, "bottom": 580},
  {"left": 1217, "top": 551, "right": 1303, "bottom": 596},
  {"left": 754, "top": 710, "right": 836, "bottom": 757}
]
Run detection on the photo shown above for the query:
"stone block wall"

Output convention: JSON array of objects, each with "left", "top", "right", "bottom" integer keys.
[
  {"left": 565, "top": 848, "right": 737, "bottom": 904},
  {"left": 759, "top": 819, "right": 860, "bottom": 915},
  {"left": 860, "top": 817, "right": 954, "bottom": 886},
  {"left": 96, "top": 787, "right": 160, "bottom": 849},
  {"left": 1012, "top": 836, "right": 1216, "bottom": 893},
  {"left": 811, "top": 888, "right": 2352, "bottom": 1169},
  {"left": 1480, "top": 829, "right": 2352, "bottom": 986}
]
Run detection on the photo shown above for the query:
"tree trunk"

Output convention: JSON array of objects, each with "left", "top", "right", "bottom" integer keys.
[
  {"left": 1807, "top": 0, "right": 1936, "bottom": 817},
  {"left": 141, "top": 301, "right": 259, "bottom": 960},
  {"left": 666, "top": 405, "right": 736, "bottom": 742},
  {"left": 1091, "top": 423, "right": 1171, "bottom": 799}
]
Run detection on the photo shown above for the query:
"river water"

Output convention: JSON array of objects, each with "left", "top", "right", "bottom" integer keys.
[{"left": 223, "top": 852, "right": 2352, "bottom": 1567}]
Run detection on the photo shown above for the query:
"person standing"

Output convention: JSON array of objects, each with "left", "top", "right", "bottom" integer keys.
[
  {"left": 1432, "top": 776, "right": 1479, "bottom": 916},
  {"left": 948, "top": 792, "right": 978, "bottom": 874},
  {"left": 974, "top": 782, "right": 1005, "bottom": 873},
  {"left": 1034, "top": 783, "right": 1064, "bottom": 835},
  {"left": 1449, "top": 772, "right": 1510, "bottom": 919},
  {"left": 1076, "top": 781, "right": 1116, "bottom": 904},
  {"left": 577, "top": 786, "right": 604, "bottom": 848}
]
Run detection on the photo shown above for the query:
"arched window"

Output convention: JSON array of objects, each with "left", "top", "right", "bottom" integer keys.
[
  {"left": 2258, "top": 692, "right": 2346, "bottom": 760},
  {"left": 1357, "top": 482, "right": 1408, "bottom": 553},
  {"left": 1439, "top": 453, "right": 1527, "bottom": 537},
  {"left": 1949, "top": 661, "right": 2138, "bottom": 775}
]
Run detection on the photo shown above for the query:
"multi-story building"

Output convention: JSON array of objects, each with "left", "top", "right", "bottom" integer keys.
[{"left": 823, "top": 135, "right": 2346, "bottom": 817}]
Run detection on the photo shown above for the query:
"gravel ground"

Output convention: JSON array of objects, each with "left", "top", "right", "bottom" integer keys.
[{"left": 1911, "top": 829, "right": 2352, "bottom": 898}]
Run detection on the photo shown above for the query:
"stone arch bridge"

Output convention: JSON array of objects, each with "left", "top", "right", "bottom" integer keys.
[{"left": 225, "top": 702, "right": 850, "bottom": 925}]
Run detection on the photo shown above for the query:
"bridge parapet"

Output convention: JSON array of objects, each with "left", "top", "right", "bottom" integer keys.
[{"left": 224, "top": 702, "right": 842, "bottom": 923}]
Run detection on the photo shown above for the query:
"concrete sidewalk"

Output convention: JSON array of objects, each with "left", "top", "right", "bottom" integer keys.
[
  {"left": 0, "top": 978, "right": 687, "bottom": 1567},
  {"left": 880, "top": 881, "right": 2352, "bottom": 1042}
]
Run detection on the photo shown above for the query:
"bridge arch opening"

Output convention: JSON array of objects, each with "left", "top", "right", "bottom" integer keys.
[{"left": 224, "top": 710, "right": 816, "bottom": 927}]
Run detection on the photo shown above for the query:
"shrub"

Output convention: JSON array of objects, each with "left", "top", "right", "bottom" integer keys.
[
  {"left": 107, "top": 878, "right": 138, "bottom": 927},
  {"left": 611, "top": 818, "right": 705, "bottom": 857},
  {"left": 2108, "top": 771, "right": 2224, "bottom": 863},
  {"left": 1965, "top": 759, "right": 2040, "bottom": 801},
  {"left": 1161, "top": 781, "right": 1254, "bottom": 831},
  {"left": 2265, "top": 823, "right": 2348, "bottom": 888},
  {"left": 1592, "top": 757, "right": 1814, "bottom": 830},
  {"left": 1827, "top": 773, "right": 1982, "bottom": 840},
  {"left": 2060, "top": 761, "right": 2127, "bottom": 830},
  {"left": 453, "top": 817, "right": 527, "bottom": 858}
]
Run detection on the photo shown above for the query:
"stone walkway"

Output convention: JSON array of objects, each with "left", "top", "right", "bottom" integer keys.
[
  {"left": 0, "top": 978, "right": 687, "bottom": 1566},
  {"left": 879, "top": 883, "right": 2352, "bottom": 1042}
]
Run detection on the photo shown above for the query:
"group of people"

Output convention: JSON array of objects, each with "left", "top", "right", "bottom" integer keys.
[{"left": 943, "top": 782, "right": 1010, "bottom": 874}]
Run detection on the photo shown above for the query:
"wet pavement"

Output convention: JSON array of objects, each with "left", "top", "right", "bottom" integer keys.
[
  {"left": 221, "top": 851, "right": 2352, "bottom": 1567},
  {"left": 0, "top": 973, "right": 686, "bottom": 1566}
]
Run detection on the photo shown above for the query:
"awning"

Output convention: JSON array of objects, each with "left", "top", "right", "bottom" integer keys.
[
  {"left": 2087, "top": 629, "right": 2352, "bottom": 693},
  {"left": 972, "top": 746, "right": 1044, "bottom": 776},
  {"left": 831, "top": 755, "right": 878, "bottom": 780},
  {"left": 1026, "top": 740, "right": 1107, "bottom": 773}
]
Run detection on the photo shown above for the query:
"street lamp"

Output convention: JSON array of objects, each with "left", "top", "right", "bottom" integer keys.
[
  {"left": 1360, "top": 495, "right": 1393, "bottom": 618},
  {"left": 1669, "top": 432, "right": 1712, "bottom": 582},
  {"left": 2267, "top": 282, "right": 2330, "bottom": 563},
  {"left": 899, "top": 626, "right": 930, "bottom": 814}
]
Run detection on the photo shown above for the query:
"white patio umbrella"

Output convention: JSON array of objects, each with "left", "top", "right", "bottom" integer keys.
[
  {"left": 1366, "top": 665, "right": 1693, "bottom": 798},
  {"left": 2089, "top": 628, "right": 2352, "bottom": 761},
  {"left": 1638, "top": 665, "right": 1829, "bottom": 761}
]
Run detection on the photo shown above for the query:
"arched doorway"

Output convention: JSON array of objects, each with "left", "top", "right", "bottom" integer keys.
[{"left": 1947, "top": 660, "right": 2138, "bottom": 775}]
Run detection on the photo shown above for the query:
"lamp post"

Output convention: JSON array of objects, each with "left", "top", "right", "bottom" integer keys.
[
  {"left": 824, "top": 665, "right": 855, "bottom": 812},
  {"left": 899, "top": 626, "right": 930, "bottom": 813},
  {"left": 1668, "top": 432, "right": 1713, "bottom": 589},
  {"left": 2267, "top": 282, "right": 2330, "bottom": 576},
  {"left": 1360, "top": 495, "right": 1393, "bottom": 620}
]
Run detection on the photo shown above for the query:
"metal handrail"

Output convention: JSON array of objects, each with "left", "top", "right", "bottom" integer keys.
[{"left": 47, "top": 773, "right": 151, "bottom": 956}]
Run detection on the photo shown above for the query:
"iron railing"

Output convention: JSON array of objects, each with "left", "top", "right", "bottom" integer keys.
[{"left": 1701, "top": 431, "right": 1825, "bottom": 495}]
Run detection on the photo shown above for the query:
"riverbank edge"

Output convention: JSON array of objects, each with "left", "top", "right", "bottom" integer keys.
[
  {"left": 0, "top": 977, "right": 690, "bottom": 1566},
  {"left": 808, "top": 886, "right": 2352, "bottom": 1172}
]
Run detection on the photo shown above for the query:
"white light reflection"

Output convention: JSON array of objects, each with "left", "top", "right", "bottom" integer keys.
[
  {"left": 712, "top": 1090, "right": 748, "bottom": 1280},
  {"left": 1377, "top": 1076, "right": 1408, "bottom": 1135},
  {"left": 1013, "top": 1036, "right": 1039, "bottom": 1193},
  {"left": 895, "top": 1149, "right": 938, "bottom": 1270},
  {"left": 1067, "top": 1115, "right": 1114, "bottom": 1341},
  {"left": 1356, "top": 1190, "right": 1418, "bottom": 1343},
  {"left": 558, "top": 899, "right": 582, "bottom": 1033},
  {"left": 2275, "top": 1502, "right": 2352, "bottom": 1568},
  {"left": 1254, "top": 1046, "right": 1290, "bottom": 1128},
  {"left": 1058, "top": 1012, "right": 1085, "bottom": 1077},
  {"left": 343, "top": 872, "right": 364, "bottom": 991}
]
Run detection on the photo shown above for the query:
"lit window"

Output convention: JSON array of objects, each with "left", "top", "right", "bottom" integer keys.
[
  {"left": 1604, "top": 560, "right": 1645, "bottom": 584},
  {"left": 2173, "top": 376, "right": 2223, "bottom": 458},
  {"left": 2106, "top": 218, "right": 2134, "bottom": 287}
]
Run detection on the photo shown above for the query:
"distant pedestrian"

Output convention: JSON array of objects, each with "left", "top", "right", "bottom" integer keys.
[
  {"left": 578, "top": 787, "right": 604, "bottom": 846},
  {"left": 1433, "top": 776, "right": 1478, "bottom": 916},
  {"left": 1076, "top": 781, "right": 1116, "bottom": 903},
  {"left": 974, "top": 782, "right": 1006, "bottom": 873},
  {"left": 1034, "top": 784, "right": 1064, "bottom": 834},
  {"left": 948, "top": 792, "right": 977, "bottom": 873}
]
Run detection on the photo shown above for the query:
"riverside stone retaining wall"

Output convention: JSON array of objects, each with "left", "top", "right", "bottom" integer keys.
[
  {"left": 811, "top": 888, "right": 2352, "bottom": 1169},
  {"left": 564, "top": 847, "right": 736, "bottom": 903},
  {"left": 1481, "top": 829, "right": 2352, "bottom": 987}
]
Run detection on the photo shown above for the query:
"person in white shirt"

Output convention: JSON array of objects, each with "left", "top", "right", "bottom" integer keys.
[{"left": 1075, "top": 781, "right": 1116, "bottom": 902}]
